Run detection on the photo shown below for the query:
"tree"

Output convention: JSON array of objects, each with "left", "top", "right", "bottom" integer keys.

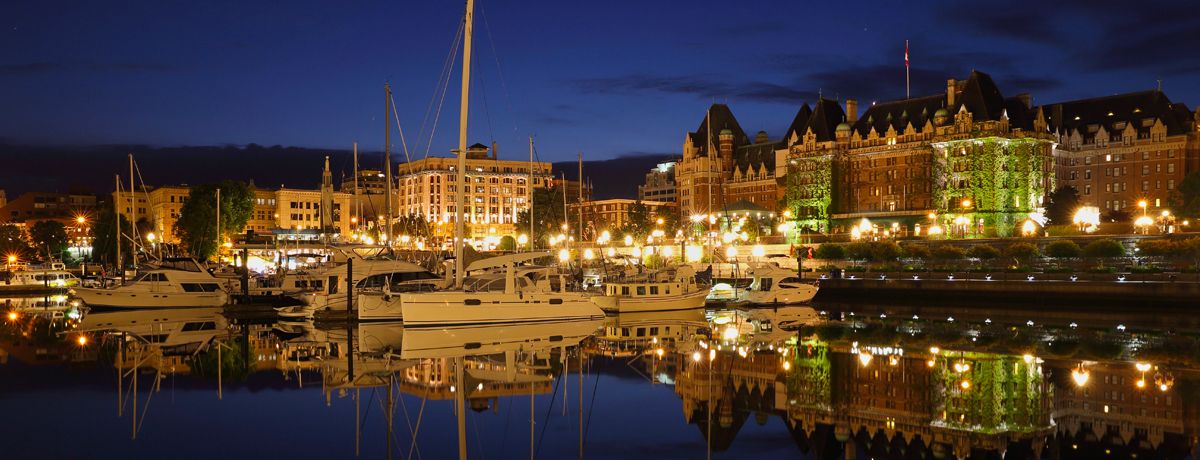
[
  {"left": 515, "top": 186, "right": 566, "bottom": 248},
  {"left": 29, "top": 221, "right": 69, "bottom": 260},
  {"left": 1175, "top": 171, "right": 1200, "bottom": 217},
  {"left": 90, "top": 203, "right": 133, "bottom": 267},
  {"left": 814, "top": 243, "right": 845, "bottom": 260},
  {"left": 0, "top": 224, "right": 32, "bottom": 261},
  {"left": 1044, "top": 240, "right": 1082, "bottom": 258},
  {"left": 175, "top": 181, "right": 254, "bottom": 260},
  {"left": 967, "top": 244, "right": 1000, "bottom": 260},
  {"left": 1045, "top": 186, "right": 1080, "bottom": 225},
  {"left": 620, "top": 201, "right": 653, "bottom": 241},
  {"left": 1083, "top": 239, "right": 1125, "bottom": 258},
  {"left": 1004, "top": 242, "right": 1040, "bottom": 259},
  {"left": 931, "top": 245, "right": 967, "bottom": 260},
  {"left": 900, "top": 243, "right": 930, "bottom": 260}
]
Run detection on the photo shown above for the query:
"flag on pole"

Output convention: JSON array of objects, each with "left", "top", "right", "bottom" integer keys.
[{"left": 905, "top": 40, "right": 910, "bottom": 99}]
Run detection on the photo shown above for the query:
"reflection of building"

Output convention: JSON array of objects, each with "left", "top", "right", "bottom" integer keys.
[
  {"left": 1051, "top": 361, "right": 1199, "bottom": 458},
  {"left": 638, "top": 162, "right": 677, "bottom": 203},
  {"left": 674, "top": 350, "right": 782, "bottom": 452},
  {"left": 781, "top": 342, "right": 1054, "bottom": 460},
  {"left": 396, "top": 143, "right": 553, "bottom": 238},
  {"left": 1047, "top": 90, "right": 1200, "bottom": 216}
]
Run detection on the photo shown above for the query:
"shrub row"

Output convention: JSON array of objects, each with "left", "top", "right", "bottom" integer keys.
[{"left": 812, "top": 239, "right": 1131, "bottom": 261}]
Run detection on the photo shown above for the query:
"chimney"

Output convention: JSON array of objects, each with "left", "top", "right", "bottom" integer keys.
[
  {"left": 846, "top": 99, "right": 858, "bottom": 123},
  {"left": 490, "top": 141, "right": 498, "bottom": 160},
  {"left": 946, "top": 79, "right": 956, "bottom": 108}
]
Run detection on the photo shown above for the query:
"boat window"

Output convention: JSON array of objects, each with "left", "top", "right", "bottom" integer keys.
[
  {"left": 181, "top": 321, "right": 217, "bottom": 331},
  {"left": 780, "top": 277, "right": 802, "bottom": 284},
  {"left": 156, "top": 273, "right": 169, "bottom": 282},
  {"left": 636, "top": 286, "right": 646, "bottom": 296},
  {"left": 327, "top": 276, "right": 339, "bottom": 294},
  {"left": 650, "top": 286, "right": 659, "bottom": 295},
  {"left": 759, "top": 278, "right": 773, "bottom": 291},
  {"left": 201, "top": 284, "right": 221, "bottom": 292}
]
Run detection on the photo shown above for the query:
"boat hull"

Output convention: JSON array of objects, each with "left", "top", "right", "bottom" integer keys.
[
  {"left": 741, "top": 285, "right": 818, "bottom": 306},
  {"left": 591, "top": 288, "right": 708, "bottom": 313},
  {"left": 364, "top": 291, "right": 604, "bottom": 326},
  {"left": 72, "top": 287, "right": 228, "bottom": 309}
]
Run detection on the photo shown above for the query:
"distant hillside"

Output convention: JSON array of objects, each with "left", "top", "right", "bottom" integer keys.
[
  {"left": 0, "top": 143, "right": 675, "bottom": 200},
  {"left": 552, "top": 154, "right": 676, "bottom": 200},
  {"left": 0, "top": 143, "right": 376, "bottom": 196}
]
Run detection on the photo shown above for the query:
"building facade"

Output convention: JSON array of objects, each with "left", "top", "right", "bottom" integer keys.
[
  {"left": 1, "top": 191, "right": 97, "bottom": 224},
  {"left": 783, "top": 71, "right": 1057, "bottom": 236},
  {"left": 1047, "top": 90, "right": 1200, "bottom": 216},
  {"left": 638, "top": 161, "right": 677, "bottom": 203},
  {"left": 396, "top": 143, "right": 553, "bottom": 238},
  {"left": 676, "top": 104, "right": 791, "bottom": 218},
  {"left": 571, "top": 199, "right": 676, "bottom": 238}
]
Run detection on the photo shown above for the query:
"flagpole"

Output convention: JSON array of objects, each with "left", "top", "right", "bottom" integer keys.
[{"left": 905, "top": 40, "right": 910, "bottom": 99}]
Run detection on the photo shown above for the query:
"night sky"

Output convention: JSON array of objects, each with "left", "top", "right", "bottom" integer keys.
[{"left": 4, "top": 0, "right": 1200, "bottom": 163}]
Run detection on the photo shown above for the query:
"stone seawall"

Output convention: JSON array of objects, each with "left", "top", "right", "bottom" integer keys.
[{"left": 815, "top": 278, "right": 1200, "bottom": 307}]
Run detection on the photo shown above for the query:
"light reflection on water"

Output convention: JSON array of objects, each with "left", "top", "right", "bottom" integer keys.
[{"left": 1, "top": 295, "right": 1198, "bottom": 460}]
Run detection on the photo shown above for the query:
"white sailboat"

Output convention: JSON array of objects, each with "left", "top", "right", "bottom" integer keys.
[
  {"left": 360, "top": 251, "right": 603, "bottom": 325},
  {"left": 359, "top": 0, "right": 603, "bottom": 327}
]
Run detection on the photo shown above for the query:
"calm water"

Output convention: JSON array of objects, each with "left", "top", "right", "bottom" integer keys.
[{"left": 2, "top": 295, "right": 1198, "bottom": 460}]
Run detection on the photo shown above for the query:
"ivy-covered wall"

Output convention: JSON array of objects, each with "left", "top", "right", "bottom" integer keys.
[
  {"left": 932, "top": 352, "right": 1048, "bottom": 433},
  {"left": 931, "top": 137, "right": 1054, "bottom": 236},
  {"left": 785, "top": 154, "right": 834, "bottom": 236}
]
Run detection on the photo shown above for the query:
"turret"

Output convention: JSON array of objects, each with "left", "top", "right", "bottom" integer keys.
[
  {"left": 946, "top": 78, "right": 957, "bottom": 108},
  {"left": 845, "top": 99, "right": 858, "bottom": 123}
]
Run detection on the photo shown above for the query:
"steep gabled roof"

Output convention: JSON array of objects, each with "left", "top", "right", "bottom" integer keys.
[
  {"left": 688, "top": 104, "right": 748, "bottom": 155},
  {"left": 734, "top": 140, "right": 780, "bottom": 174},
  {"left": 852, "top": 94, "right": 944, "bottom": 137},
  {"left": 1040, "top": 90, "right": 1194, "bottom": 140},
  {"left": 957, "top": 70, "right": 1007, "bottom": 121},
  {"left": 783, "top": 103, "right": 813, "bottom": 142},
  {"left": 805, "top": 98, "right": 846, "bottom": 142}
]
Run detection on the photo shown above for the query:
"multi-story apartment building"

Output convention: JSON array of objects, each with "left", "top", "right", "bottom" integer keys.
[
  {"left": 676, "top": 104, "right": 797, "bottom": 218},
  {"left": 638, "top": 161, "right": 677, "bottom": 203},
  {"left": 570, "top": 198, "right": 676, "bottom": 239},
  {"left": 1047, "top": 90, "right": 1200, "bottom": 215},
  {"left": 783, "top": 71, "right": 1057, "bottom": 235},
  {"left": 1, "top": 191, "right": 97, "bottom": 224},
  {"left": 395, "top": 143, "right": 553, "bottom": 238},
  {"left": 115, "top": 185, "right": 351, "bottom": 244}
]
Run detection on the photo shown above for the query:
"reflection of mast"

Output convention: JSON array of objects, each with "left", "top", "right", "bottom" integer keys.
[{"left": 455, "top": 356, "right": 467, "bottom": 460}]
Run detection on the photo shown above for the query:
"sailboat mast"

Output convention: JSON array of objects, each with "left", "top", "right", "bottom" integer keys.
[
  {"left": 578, "top": 152, "right": 583, "bottom": 266},
  {"left": 114, "top": 174, "right": 121, "bottom": 277},
  {"left": 385, "top": 84, "right": 394, "bottom": 250},
  {"left": 128, "top": 154, "right": 137, "bottom": 269},
  {"left": 353, "top": 142, "right": 361, "bottom": 231},
  {"left": 453, "top": 0, "right": 474, "bottom": 289},
  {"left": 215, "top": 187, "right": 221, "bottom": 260},
  {"left": 528, "top": 136, "right": 534, "bottom": 250}
]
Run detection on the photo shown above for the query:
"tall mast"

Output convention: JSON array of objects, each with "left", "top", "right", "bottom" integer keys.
[
  {"left": 128, "top": 154, "right": 137, "bottom": 269},
  {"left": 528, "top": 136, "right": 534, "bottom": 250},
  {"left": 454, "top": 0, "right": 475, "bottom": 290},
  {"left": 114, "top": 175, "right": 121, "bottom": 276},
  {"left": 385, "top": 83, "right": 394, "bottom": 250},
  {"left": 215, "top": 187, "right": 221, "bottom": 260},
  {"left": 353, "top": 142, "right": 360, "bottom": 231},
  {"left": 578, "top": 152, "right": 583, "bottom": 266}
]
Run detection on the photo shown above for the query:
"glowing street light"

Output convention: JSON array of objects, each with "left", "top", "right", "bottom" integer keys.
[
  {"left": 1021, "top": 219, "right": 1037, "bottom": 237},
  {"left": 557, "top": 249, "right": 570, "bottom": 263},
  {"left": 623, "top": 235, "right": 633, "bottom": 246},
  {"left": 517, "top": 234, "right": 529, "bottom": 246}
]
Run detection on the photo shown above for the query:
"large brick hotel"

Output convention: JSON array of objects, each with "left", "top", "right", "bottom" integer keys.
[{"left": 672, "top": 70, "right": 1200, "bottom": 236}]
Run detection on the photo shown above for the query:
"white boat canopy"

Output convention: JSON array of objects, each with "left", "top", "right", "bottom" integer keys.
[{"left": 465, "top": 251, "right": 552, "bottom": 273}]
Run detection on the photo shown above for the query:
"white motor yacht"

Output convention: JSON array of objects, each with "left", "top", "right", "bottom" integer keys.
[
  {"left": 708, "top": 262, "right": 817, "bottom": 306},
  {"left": 591, "top": 265, "right": 708, "bottom": 313},
  {"left": 360, "top": 252, "right": 604, "bottom": 326},
  {"left": 71, "top": 259, "right": 230, "bottom": 309},
  {"left": 1, "top": 262, "right": 79, "bottom": 293}
]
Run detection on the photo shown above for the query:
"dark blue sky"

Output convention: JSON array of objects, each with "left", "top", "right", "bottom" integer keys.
[{"left": 4, "top": 0, "right": 1200, "bottom": 163}]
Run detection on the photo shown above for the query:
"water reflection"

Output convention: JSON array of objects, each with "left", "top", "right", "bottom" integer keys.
[{"left": 1, "top": 294, "right": 1198, "bottom": 459}]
